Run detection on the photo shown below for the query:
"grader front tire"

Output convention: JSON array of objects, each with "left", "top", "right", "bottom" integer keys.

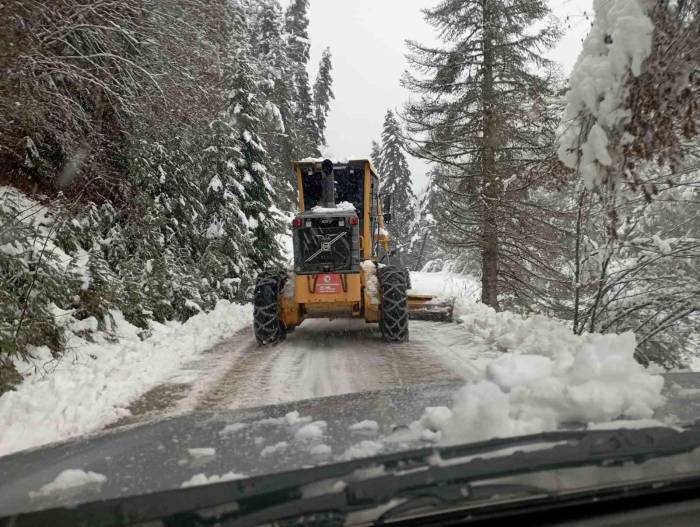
[{"left": 378, "top": 266, "right": 409, "bottom": 342}]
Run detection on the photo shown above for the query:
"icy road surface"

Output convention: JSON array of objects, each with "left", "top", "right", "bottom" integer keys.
[{"left": 113, "top": 319, "right": 487, "bottom": 427}]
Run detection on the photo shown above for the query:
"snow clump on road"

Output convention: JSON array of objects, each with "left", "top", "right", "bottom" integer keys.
[
  {"left": 349, "top": 420, "right": 379, "bottom": 433},
  {"left": 294, "top": 421, "right": 327, "bottom": 441},
  {"left": 413, "top": 302, "right": 666, "bottom": 445},
  {"left": 260, "top": 441, "right": 289, "bottom": 457},
  {"left": 341, "top": 440, "right": 383, "bottom": 460},
  {"left": 180, "top": 471, "right": 246, "bottom": 488},
  {"left": 30, "top": 469, "right": 107, "bottom": 497}
]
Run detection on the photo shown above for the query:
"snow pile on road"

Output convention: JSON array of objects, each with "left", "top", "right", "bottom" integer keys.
[
  {"left": 412, "top": 302, "right": 666, "bottom": 444},
  {"left": 558, "top": 0, "right": 654, "bottom": 188},
  {"left": 0, "top": 301, "right": 251, "bottom": 458},
  {"left": 30, "top": 469, "right": 107, "bottom": 497}
]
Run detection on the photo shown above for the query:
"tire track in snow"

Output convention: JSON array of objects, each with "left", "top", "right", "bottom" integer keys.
[
  {"left": 215, "top": 319, "right": 462, "bottom": 411},
  {"left": 110, "top": 319, "right": 468, "bottom": 427}
]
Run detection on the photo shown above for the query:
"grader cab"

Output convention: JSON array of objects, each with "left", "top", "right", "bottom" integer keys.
[{"left": 253, "top": 158, "right": 452, "bottom": 345}]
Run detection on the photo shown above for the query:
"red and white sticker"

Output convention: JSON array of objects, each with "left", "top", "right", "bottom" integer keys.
[{"left": 314, "top": 273, "right": 342, "bottom": 294}]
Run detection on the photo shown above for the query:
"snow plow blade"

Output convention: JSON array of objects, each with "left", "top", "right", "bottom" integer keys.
[{"left": 407, "top": 294, "right": 454, "bottom": 322}]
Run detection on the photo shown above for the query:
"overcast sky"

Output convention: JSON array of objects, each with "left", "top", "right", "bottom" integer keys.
[{"left": 302, "top": 0, "right": 594, "bottom": 192}]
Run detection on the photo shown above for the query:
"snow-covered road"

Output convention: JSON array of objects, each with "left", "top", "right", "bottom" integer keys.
[
  {"left": 114, "top": 318, "right": 492, "bottom": 427},
  {"left": 1, "top": 270, "right": 669, "bottom": 458}
]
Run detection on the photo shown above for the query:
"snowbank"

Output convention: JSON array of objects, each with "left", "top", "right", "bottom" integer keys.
[
  {"left": 0, "top": 301, "right": 251, "bottom": 458},
  {"left": 409, "top": 302, "right": 666, "bottom": 445}
]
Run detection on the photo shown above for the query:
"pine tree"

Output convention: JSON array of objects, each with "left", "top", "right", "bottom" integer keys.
[
  {"left": 403, "top": 0, "right": 559, "bottom": 310},
  {"left": 409, "top": 169, "right": 444, "bottom": 271},
  {"left": 228, "top": 6, "right": 285, "bottom": 272},
  {"left": 285, "top": 0, "right": 319, "bottom": 157},
  {"left": 378, "top": 110, "right": 417, "bottom": 256},
  {"left": 370, "top": 140, "right": 382, "bottom": 171},
  {"left": 0, "top": 0, "right": 334, "bottom": 382},
  {"left": 250, "top": 0, "right": 297, "bottom": 207},
  {"left": 313, "top": 47, "right": 334, "bottom": 148}
]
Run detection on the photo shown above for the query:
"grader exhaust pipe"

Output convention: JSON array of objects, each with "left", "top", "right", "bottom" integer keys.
[{"left": 321, "top": 159, "right": 335, "bottom": 208}]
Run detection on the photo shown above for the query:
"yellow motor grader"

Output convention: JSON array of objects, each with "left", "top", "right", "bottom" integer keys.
[{"left": 253, "top": 159, "right": 453, "bottom": 345}]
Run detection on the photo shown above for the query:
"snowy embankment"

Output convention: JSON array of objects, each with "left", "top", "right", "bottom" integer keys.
[
  {"left": 401, "top": 270, "right": 667, "bottom": 446},
  {"left": 0, "top": 302, "right": 251, "bottom": 458},
  {"left": 407, "top": 302, "right": 666, "bottom": 446}
]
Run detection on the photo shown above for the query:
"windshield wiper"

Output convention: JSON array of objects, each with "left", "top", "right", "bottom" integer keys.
[{"left": 7, "top": 424, "right": 700, "bottom": 527}]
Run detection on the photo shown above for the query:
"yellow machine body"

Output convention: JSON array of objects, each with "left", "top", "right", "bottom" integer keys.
[{"left": 280, "top": 158, "right": 451, "bottom": 330}]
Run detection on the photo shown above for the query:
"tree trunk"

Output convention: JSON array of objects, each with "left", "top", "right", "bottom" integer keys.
[
  {"left": 572, "top": 190, "right": 586, "bottom": 333},
  {"left": 479, "top": 0, "right": 500, "bottom": 311},
  {"left": 415, "top": 229, "right": 429, "bottom": 271}
]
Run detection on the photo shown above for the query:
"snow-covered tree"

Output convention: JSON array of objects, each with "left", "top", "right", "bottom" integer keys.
[
  {"left": 559, "top": 0, "right": 699, "bottom": 206},
  {"left": 409, "top": 170, "right": 443, "bottom": 271},
  {"left": 556, "top": 0, "right": 699, "bottom": 367},
  {"left": 250, "top": 0, "right": 297, "bottom": 206},
  {"left": 379, "top": 110, "right": 417, "bottom": 255},
  {"left": 229, "top": 7, "right": 285, "bottom": 272},
  {"left": 313, "top": 47, "right": 334, "bottom": 148},
  {"left": 285, "top": 0, "right": 319, "bottom": 157},
  {"left": 0, "top": 0, "right": 334, "bottom": 388},
  {"left": 370, "top": 140, "right": 382, "bottom": 171},
  {"left": 403, "top": 0, "right": 560, "bottom": 310}
]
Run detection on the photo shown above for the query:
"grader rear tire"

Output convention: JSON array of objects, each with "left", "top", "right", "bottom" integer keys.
[
  {"left": 253, "top": 270, "right": 287, "bottom": 346},
  {"left": 378, "top": 266, "right": 409, "bottom": 342}
]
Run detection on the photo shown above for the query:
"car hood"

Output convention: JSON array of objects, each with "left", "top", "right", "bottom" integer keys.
[{"left": 2, "top": 372, "right": 700, "bottom": 516}]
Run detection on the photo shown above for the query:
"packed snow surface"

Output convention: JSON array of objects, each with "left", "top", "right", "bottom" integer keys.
[
  {"left": 0, "top": 301, "right": 252, "bottom": 457},
  {"left": 30, "top": 469, "right": 107, "bottom": 497}
]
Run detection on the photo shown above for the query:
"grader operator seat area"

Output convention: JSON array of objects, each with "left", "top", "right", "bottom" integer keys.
[
  {"left": 300, "top": 163, "right": 365, "bottom": 227},
  {"left": 294, "top": 160, "right": 365, "bottom": 275}
]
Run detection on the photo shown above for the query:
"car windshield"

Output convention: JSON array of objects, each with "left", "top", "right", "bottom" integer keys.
[{"left": 1, "top": 0, "right": 698, "bottom": 523}]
